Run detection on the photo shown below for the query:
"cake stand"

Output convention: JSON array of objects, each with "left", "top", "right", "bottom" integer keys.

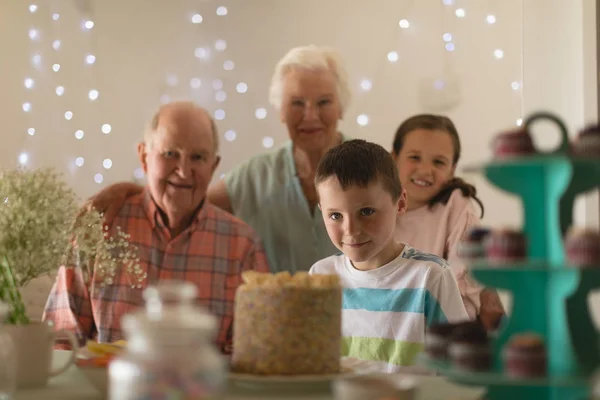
[{"left": 422, "top": 112, "right": 600, "bottom": 400}]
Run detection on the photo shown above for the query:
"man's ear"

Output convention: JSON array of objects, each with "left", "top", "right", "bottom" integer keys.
[
  {"left": 211, "top": 155, "right": 221, "bottom": 174},
  {"left": 137, "top": 142, "right": 148, "bottom": 173}
]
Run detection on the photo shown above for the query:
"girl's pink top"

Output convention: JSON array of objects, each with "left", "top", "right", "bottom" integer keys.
[{"left": 396, "top": 189, "right": 483, "bottom": 319}]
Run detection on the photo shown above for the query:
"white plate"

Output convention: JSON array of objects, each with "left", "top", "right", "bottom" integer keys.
[
  {"left": 77, "top": 364, "right": 108, "bottom": 395},
  {"left": 228, "top": 357, "right": 379, "bottom": 384},
  {"left": 75, "top": 348, "right": 110, "bottom": 395}
]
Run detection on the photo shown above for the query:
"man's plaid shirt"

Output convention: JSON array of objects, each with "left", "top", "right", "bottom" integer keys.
[{"left": 43, "top": 189, "right": 269, "bottom": 352}]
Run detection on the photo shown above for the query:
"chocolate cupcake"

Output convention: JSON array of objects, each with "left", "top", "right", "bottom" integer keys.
[
  {"left": 458, "top": 227, "right": 492, "bottom": 261},
  {"left": 502, "top": 333, "right": 547, "bottom": 378},
  {"left": 491, "top": 128, "right": 536, "bottom": 159},
  {"left": 572, "top": 124, "right": 600, "bottom": 157},
  {"left": 484, "top": 229, "right": 527, "bottom": 263},
  {"left": 565, "top": 228, "right": 600, "bottom": 267},
  {"left": 448, "top": 322, "right": 492, "bottom": 372},
  {"left": 425, "top": 322, "right": 467, "bottom": 361}
]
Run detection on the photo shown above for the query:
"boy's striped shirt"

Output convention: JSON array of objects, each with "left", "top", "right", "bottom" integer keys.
[{"left": 310, "top": 244, "right": 469, "bottom": 373}]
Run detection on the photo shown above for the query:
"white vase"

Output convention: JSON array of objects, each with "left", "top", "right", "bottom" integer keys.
[
  {"left": 0, "top": 302, "right": 17, "bottom": 398},
  {"left": 3, "top": 321, "right": 79, "bottom": 388}
]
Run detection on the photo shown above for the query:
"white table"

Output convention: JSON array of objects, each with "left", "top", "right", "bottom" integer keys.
[{"left": 15, "top": 351, "right": 486, "bottom": 400}]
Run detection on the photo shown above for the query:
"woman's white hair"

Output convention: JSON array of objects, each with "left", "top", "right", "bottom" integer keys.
[{"left": 268, "top": 45, "right": 352, "bottom": 115}]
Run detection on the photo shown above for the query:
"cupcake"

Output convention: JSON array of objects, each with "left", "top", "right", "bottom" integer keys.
[
  {"left": 565, "top": 228, "right": 600, "bottom": 267},
  {"left": 572, "top": 124, "right": 600, "bottom": 157},
  {"left": 484, "top": 229, "right": 527, "bottom": 263},
  {"left": 425, "top": 322, "right": 468, "bottom": 361},
  {"left": 457, "top": 227, "right": 492, "bottom": 261},
  {"left": 502, "top": 333, "right": 547, "bottom": 378},
  {"left": 491, "top": 128, "right": 536, "bottom": 159},
  {"left": 448, "top": 322, "right": 492, "bottom": 372}
]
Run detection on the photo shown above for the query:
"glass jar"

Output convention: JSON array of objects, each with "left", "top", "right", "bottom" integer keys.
[
  {"left": 108, "top": 281, "right": 227, "bottom": 400},
  {"left": 0, "top": 301, "right": 16, "bottom": 400}
]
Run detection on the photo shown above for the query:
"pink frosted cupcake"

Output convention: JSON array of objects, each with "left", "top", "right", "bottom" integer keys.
[
  {"left": 491, "top": 128, "right": 536, "bottom": 159},
  {"left": 425, "top": 322, "right": 472, "bottom": 361},
  {"left": 448, "top": 322, "right": 492, "bottom": 372},
  {"left": 458, "top": 227, "right": 492, "bottom": 262},
  {"left": 565, "top": 228, "right": 600, "bottom": 267},
  {"left": 572, "top": 124, "right": 600, "bottom": 157},
  {"left": 503, "top": 333, "right": 547, "bottom": 378},
  {"left": 484, "top": 229, "right": 527, "bottom": 263}
]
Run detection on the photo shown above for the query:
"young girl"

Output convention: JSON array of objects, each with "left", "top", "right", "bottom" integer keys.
[{"left": 391, "top": 114, "right": 504, "bottom": 331}]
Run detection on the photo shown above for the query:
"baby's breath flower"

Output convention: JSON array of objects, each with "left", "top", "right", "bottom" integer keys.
[
  {"left": 0, "top": 168, "right": 77, "bottom": 287},
  {"left": 0, "top": 167, "right": 144, "bottom": 292},
  {"left": 69, "top": 207, "right": 144, "bottom": 290}
]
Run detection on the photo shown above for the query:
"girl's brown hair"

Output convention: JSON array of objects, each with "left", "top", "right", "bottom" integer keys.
[{"left": 392, "top": 114, "right": 484, "bottom": 218}]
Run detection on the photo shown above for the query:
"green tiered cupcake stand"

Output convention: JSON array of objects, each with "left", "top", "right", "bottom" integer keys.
[{"left": 423, "top": 112, "right": 600, "bottom": 400}]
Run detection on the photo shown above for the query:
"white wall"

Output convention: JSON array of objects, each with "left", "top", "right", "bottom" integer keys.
[
  {"left": 522, "top": 0, "right": 598, "bottom": 229},
  {"left": 584, "top": 0, "right": 600, "bottom": 230},
  {"left": 1, "top": 0, "right": 525, "bottom": 225},
  {"left": 0, "top": 0, "right": 598, "bottom": 321}
]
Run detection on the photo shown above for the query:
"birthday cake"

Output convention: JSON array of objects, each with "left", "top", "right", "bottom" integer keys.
[{"left": 231, "top": 271, "right": 342, "bottom": 375}]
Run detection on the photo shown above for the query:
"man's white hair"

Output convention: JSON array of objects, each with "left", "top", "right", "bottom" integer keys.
[
  {"left": 268, "top": 45, "right": 352, "bottom": 115},
  {"left": 143, "top": 102, "right": 219, "bottom": 154}
]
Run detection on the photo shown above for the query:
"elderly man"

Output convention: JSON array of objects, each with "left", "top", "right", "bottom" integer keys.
[{"left": 43, "top": 101, "right": 269, "bottom": 353}]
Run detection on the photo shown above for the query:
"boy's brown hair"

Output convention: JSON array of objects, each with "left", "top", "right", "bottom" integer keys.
[{"left": 315, "top": 139, "right": 402, "bottom": 201}]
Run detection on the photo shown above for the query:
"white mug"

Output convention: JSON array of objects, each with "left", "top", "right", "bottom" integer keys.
[{"left": 4, "top": 321, "right": 79, "bottom": 388}]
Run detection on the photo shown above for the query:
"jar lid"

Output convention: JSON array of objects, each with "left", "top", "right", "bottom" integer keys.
[
  {"left": 121, "top": 281, "right": 218, "bottom": 344},
  {"left": 143, "top": 280, "right": 197, "bottom": 305}
]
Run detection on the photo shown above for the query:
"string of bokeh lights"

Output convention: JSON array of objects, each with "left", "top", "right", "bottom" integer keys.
[
  {"left": 21, "top": 1, "right": 523, "bottom": 181},
  {"left": 355, "top": 0, "right": 523, "bottom": 128},
  {"left": 22, "top": 1, "right": 114, "bottom": 186}
]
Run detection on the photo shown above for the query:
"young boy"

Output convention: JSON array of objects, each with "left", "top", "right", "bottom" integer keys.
[{"left": 309, "top": 139, "right": 469, "bottom": 373}]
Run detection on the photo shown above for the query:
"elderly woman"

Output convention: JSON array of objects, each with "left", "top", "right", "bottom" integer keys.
[{"left": 88, "top": 45, "right": 352, "bottom": 272}]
